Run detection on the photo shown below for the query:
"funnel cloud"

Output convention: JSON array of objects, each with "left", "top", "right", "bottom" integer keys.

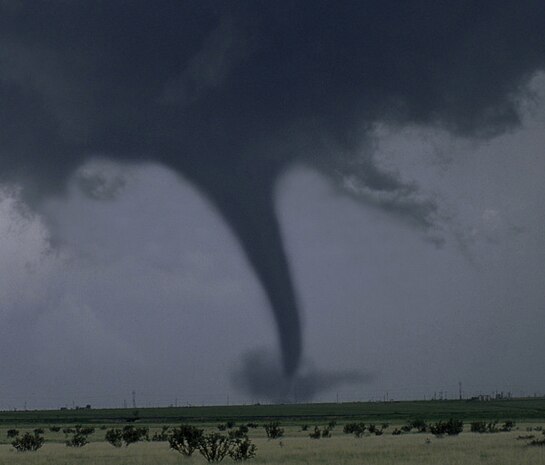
[{"left": 1, "top": 1, "right": 545, "bottom": 379}]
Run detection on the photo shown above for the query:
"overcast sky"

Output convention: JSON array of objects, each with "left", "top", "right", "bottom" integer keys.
[{"left": 1, "top": 2, "right": 545, "bottom": 409}]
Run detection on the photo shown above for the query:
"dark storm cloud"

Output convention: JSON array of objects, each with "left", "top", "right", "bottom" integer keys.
[{"left": 1, "top": 1, "right": 544, "bottom": 376}]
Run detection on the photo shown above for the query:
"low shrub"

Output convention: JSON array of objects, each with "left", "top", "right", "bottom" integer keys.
[
  {"left": 528, "top": 431, "right": 545, "bottom": 447},
  {"left": 264, "top": 422, "right": 284, "bottom": 439},
  {"left": 470, "top": 421, "right": 487, "bottom": 433},
  {"left": 168, "top": 424, "right": 204, "bottom": 456},
  {"left": 408, "top": 419, "right": 428, "bottom": 433},
  {"left": 7, "top": 428, "right": 19, "bottom": 438},
  {"left": 228, "top": 426, "right": 249, "bottom": 440},
  {"left": 66, "top": 425, "right": 95, "bottom": 448},
  {"left": 49, "top": 426, "right": 61, "bottom": 433},
  {"left": 470, "top": 420, "right": 513, "bottom": 433},
  {"left": 429, "top": 419, "right": 463, "bottom": 437},
  {"left": 229, "top": 437, "right": 256, "bottom": 461},
  {"left": 309, "top": 426, "right": 321, "bottom": 439},
  {"left": 66, "top": 432, "right": 89, "bottom": 447},
  {"left": 11, "top": 432, "right": 45, "bottom": 452},
  {"left": 197, "top": 433, "right": 232, "bottom": 462},
  {"left": 343, "top": 422, "right": 366, "bottom": 437},
  {"left": 121, "top": 425, "right": 149, "bottom": 445},
  {"left": 105, "top": 428, "right": 123, "bottom": 447},
  {"left": 151, "top": 425, "right": 170, "bottom": 442}
]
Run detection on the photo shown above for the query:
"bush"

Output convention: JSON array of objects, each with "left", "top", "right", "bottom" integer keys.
[
  {"left": 229, "top": 437, "right": 257, "bottom": 461},
  {"left": 33, "top": 428, "right": 44, "bottom": 435},
  {"left": 328, "top": 420, "right": 337, "bottom": 429},
  {"left": 301, "top": 424, "right": 308, "bottom": 431},
  {"left": 321, "top": 427, "right": 331, "bottom": 438},
  {"left": 309, "top": 426, "right": 321, "bottom": 439},
  {"left": 7, "top": 428, "right": 19, "bottom": 438},
  {"left": 470, "top": 421, "right": 487, "bottom": 433},
  {"left": 528, "top": 431, "right": 545, "bottom": 447},
  {"left": 77, "top": 426, "right": 95, "bottom": 436},
  {"left": 429, "top": 419, "right": 463, "bottom": 437},
  {"left": 66, "top": 425, "right": 94, "bottom": 448},
  {"left": 343, "top": 422, "right": 366, "bottom": 437},
  {"left": 392, "top": 428, "right": 402, "bottom": 435},
  {"left": 197, "top": 433, "right": 232, "bottom": 462},
  {"left": 470, "top": 420, "right": 513, "bottom": 433},
  {"left": 408, "top": 419, "right": 428, "bottom": 433},
  {"left": 105, "top": 428, "right": 123, "bottom": 447},
  {"left": 168, "top": 425, "right": 204, "bottom": 456},
  {"left": 66, "top": 432, "right": 89, "bottom": 447},
  {"left": 11, "top": 432, "right": 45, "bottom": 452},
  {"left": 121, "top": 425, "right": 149, "bottom": 445},
  {"left": 228, "top": 426, "right": 249, "bottom": 440},
  {"left": 501, "top": 420, "right": 515, "bottom": 432},
  {"left": 152, "top": 425, "right": 170, "bottom": 442},
  {"left": 264, "top": 422, "right": 284, "bottom": 439},
  {"left": 49, "top": 426, "right": 61, "bottom": 433}
]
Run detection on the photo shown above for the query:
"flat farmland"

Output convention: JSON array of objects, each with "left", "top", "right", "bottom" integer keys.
[{"left": 1, "top": 398, "right": 544, "bottom": 464}]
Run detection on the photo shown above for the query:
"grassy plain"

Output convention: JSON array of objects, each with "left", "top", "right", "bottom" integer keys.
[
  {"left": 1, "top": 398, "right": 544, "bottom": 464},
  {"left": 0, "top": 428, "right": 544, "bottom": 465}
]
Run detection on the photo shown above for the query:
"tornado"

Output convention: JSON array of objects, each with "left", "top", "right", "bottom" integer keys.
[{"left": 1, "top": 1, "right": 545, "bottom": 382}]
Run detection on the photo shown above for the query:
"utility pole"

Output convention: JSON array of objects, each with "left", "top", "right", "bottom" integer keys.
[
  {"left": 459, "top": 382, "right": 462, "bottom": 400},
  {"left": 132, "top": 390, "right": 136, "bottom": 409}
]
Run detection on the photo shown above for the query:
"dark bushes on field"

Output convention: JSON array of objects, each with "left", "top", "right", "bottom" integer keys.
[
  {"left": 197, "top": 433, "right": 232, "bottom": 462},
  {"left": 66, "top": 425, "right": 95, "bottom": 447},
  {"left": 228, "top": 426, "right": 249, "bottom": 440},
  {"left": 152, "top": 425, "right": 170, "bottom": 442},
  {"left": 168, "top": 426, "right": 256, "bottom": 462},
  {"left": 11, "top": 431, "right": 45, "bottom": 452},
  {"left": 168, "top": 425, "right": 204, "bottom": 456},
  {"left": 429, "top": 419, "right": 463, "bottom": 437},
  {"left": 470, "top": 420, "right": 515, "bottom": 433},
  {"left": 105, "top": 429, "right": 123, "bottom": 447},
  {"left": 343, "top": 422, "right": 366, "bottom": 437},
  {"left": 264, "top": 422, "right": 284, "bottom": 439},
  {"left": 105, "top": 425, "right": 148, "bottom": 447},
  {"left": 229, "top": 437, "right": 257, "bottom": 461},
  {"left": 528, "top": 431, "right": 545, "bottom": 447},
  {"left": 7, "top": 428, "right": 19, "bottom": 438},
  {"left": 49, "top": 426, "right": 61, "bottom": 432}
]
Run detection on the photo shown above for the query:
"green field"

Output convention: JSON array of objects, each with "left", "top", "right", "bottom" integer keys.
[
  {"left": 2, "top": 397, "right": 545, "bottom": 425},
  {"left": 1, "top": 398, "right": 545, "bottom": 464}
]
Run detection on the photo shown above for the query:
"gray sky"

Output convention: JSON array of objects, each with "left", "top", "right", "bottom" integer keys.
[
  {"left": 1, "top": 2, "right": 545, "bottom": 408},
  {"left": 1, "top": 74, "right": 544, "bottom": 408}
]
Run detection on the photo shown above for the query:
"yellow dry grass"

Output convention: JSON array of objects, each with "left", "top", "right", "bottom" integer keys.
[{"left": 0, "top": 427, "right": 544, "bottom": 465}]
